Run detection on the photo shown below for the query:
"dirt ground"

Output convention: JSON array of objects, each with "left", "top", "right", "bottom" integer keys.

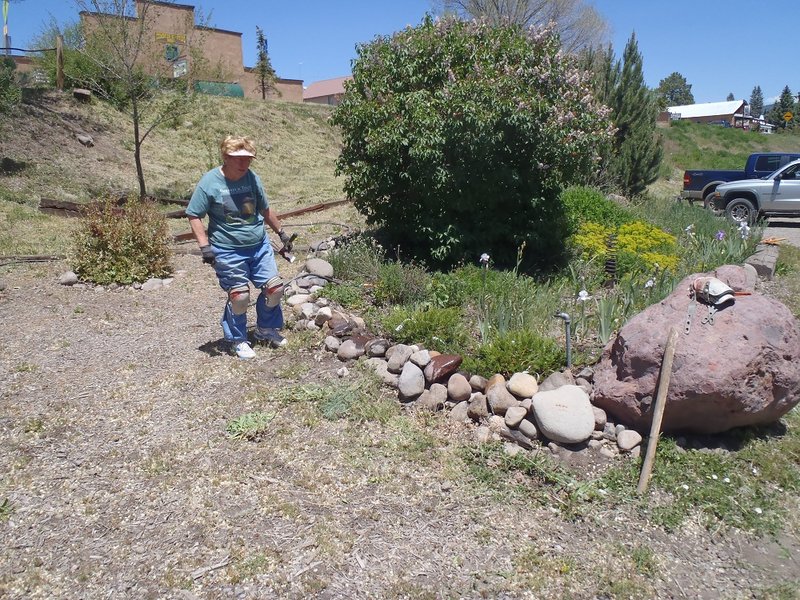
[{"left": 1, "top": 245, "right": 799, "bottom": 599}]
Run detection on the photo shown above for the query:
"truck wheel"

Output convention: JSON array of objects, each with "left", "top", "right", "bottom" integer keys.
[
  {"left": 725, "top": 197, "right": 756, "bottom": 225},
  {"left": 703, "top": 192, "right": 721, "bottom": 214}
]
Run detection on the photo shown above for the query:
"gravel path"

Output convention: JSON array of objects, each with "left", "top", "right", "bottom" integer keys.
[{"left": 1, "top": 255, "right": 799, "bottom": 598}]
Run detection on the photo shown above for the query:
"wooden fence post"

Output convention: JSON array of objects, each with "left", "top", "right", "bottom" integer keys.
[{"left": 56, "top": 34, "right": 64, "bottom": 91}]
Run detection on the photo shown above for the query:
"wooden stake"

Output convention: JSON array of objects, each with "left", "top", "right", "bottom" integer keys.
[
  {"left": 56, "top": 35, "right": 64, "bottom": 91},
  {"left": 637, "top": 326, "right": 679, "bottom": 494}
]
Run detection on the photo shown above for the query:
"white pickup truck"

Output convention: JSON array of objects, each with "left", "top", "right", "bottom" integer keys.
[{"left": 711, "top": 158, "right": 800, "bottom": 224}]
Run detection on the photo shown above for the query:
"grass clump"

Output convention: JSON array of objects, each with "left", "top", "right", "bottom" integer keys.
[
  {"left": 71, "top": 196, "right": 172, "bottom": 285},
  {"left": 270, "top": 371, "right": 399, "bottom": 424},
  {"left": 226, "top": 411, "right": 276, "bottom": 441},
  {"left": 381, "top": 306, "right": 471, "bottom": 354},
  {"left": 462, "top": 329, "right": 565, "bottom": 379}
]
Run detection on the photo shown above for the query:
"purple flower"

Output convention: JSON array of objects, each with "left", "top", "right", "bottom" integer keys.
[{"left": 715, "top": 230, "right": 725, "bottom": 241}]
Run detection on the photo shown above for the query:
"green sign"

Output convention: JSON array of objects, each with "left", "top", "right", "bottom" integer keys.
[{"left": 165, "top": 44, "right": 179, "bottom": 62}]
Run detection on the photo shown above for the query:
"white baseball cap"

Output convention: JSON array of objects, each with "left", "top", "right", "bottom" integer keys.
[{"left": 227, "top": 148, "right": 255, "bottom": 157}]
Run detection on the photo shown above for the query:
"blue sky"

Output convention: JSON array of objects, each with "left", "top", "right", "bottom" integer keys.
[{"left": 3, "top": 0, "right": 794, "bottom": 105}]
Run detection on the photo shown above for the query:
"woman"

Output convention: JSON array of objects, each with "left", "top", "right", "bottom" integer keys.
[{"left": 186, "top": 135, "right": 293, "bottom": 359}]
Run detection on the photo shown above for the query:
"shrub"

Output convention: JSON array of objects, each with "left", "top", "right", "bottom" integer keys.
[
  {"left": 323, "top": 282, "right": 371, "bottom": 310},
  {"left": 0, "top": 57, "right": 21, "bottom": 114},
  {"left": 462, "top": 329, "right": 565, "bottom": 379},
  {"left": 561, "top": 186, "right": 632, "bottom": 234},
  {"left": 327, "top": 234, "right": 383, "bottom": 283},
  {"left": 374, "top": 261, "right": 431, "bottom": 306},
  {"left": 331, "top": 16, "right": 613, "bottom": 270},
  {"left": 381, "top": 306, "right": 471, "bottom": 354},
  {"left": 71, "top": 197, "right": 172, "bottom": 285}
]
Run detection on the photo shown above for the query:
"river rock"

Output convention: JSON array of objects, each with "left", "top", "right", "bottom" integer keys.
[
  {"left": 617, "top": 429, "right": 643, "bottom": 451},
  {"left": 538, "top": 370, "right": 575, "bottom": 392},
  {"left": 387, "top": 344, "right": 414, "bottom": 373},
  {"left": 305, "top": 257, "right": 334, "bottom": 279},
  {"left": 531, "top": 385, "right": 595, "bottom": 444},
  {"left": 398, "top": 361, "right": 425, "bottom": 401},
  {"left": 423, "top": 354, "right": 462, "bottom": 384},
  {"left": 507, "top": 372, "right": 538, "bottom": 398},
  {"left": 337, "top": 339, "right": 363, "bottom": 361},
  {"left": 447, "top": 373, "right": 472, "bottom": 403},
  {"left": 467, "top": 393, "right": 489, "bottom": 421}
]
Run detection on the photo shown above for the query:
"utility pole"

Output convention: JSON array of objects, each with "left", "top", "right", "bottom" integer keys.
[{"left": 2, "top": 0, "right": 10, "bottom": 55}]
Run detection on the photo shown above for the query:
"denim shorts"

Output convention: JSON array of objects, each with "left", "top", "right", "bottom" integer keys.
[{"left": 212, "top": 239, "right": 277, "bottom": 291}]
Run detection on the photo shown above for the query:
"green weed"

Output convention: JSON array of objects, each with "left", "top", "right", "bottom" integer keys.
[
  {"left": 0, "top": 498, "right": 12, "bottom": 521},
  {"left": 226, "top": 411, "right": 276, "bottom": 441}
]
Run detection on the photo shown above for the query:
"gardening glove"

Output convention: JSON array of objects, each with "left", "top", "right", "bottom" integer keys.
[
  {"left": 278, "top": 230, "right": 294, "bottom": 252},
  {"left": 199, "top": 244, "right": 216, "bottom": 266}
]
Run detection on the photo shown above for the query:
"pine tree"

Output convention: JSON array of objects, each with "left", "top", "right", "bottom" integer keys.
[
  {"left": 749, "top": 85, "right": 764, "bottom": 117},
  {"left": 607, "top": 33, "right": 663, "bottom": 197},
  {"left": 254, "top": 26, "right": 277, "bottom": 100},
  {"left": 768, "top": 85, "right": 795, "bottom": 129},
  {"left": 726, "top": 92, "right": 735, "bottom": 101}
]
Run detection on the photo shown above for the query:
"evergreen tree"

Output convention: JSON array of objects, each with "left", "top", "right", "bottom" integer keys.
[
  {"left": 768, "top": 85, "right": 795, "bottom": 129},
  {"left": 726, "top": 92, "right": 735, "bottom": 101},
  {"left": 655, "top": 71, "right": 693, "bottom": 107},
  {"left": 254, "top": 26, "right": 277, "bottom": 100},
  {"left": 749, "top": 85, "right": 764, "bottom": 117},
  {"left": 606, "top": 33, "right": 663, "bottom": 197}
]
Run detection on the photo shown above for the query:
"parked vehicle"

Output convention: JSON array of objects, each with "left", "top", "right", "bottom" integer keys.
[
  {"left": 711, "top": 159, "right": 800, "bottom": 224},
  {"left": 680, "top": 152, "right": 800, "bottom": 208}
]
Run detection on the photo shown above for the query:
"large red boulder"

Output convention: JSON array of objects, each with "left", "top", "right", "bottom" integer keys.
[{"left": 592, "top": 266, "right": 800, "bottom": 434}]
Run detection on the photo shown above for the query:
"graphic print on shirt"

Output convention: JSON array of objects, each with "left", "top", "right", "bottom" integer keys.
[{"left": 220, "top": 181, "right": 258, "bottom": 225}]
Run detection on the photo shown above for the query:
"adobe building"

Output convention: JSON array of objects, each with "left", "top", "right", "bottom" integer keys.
[
  {"left": 303, "top": 76, "right": 352, "bottom": 106},
  {"left": 79, "top": 0, "right": 302, "bottom": 102}
]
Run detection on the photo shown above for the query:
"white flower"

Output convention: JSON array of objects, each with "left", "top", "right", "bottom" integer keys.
[
  {"left": 681, "top": 484, "right": 689, "bottom": 491},
  {"left": 754, "top": 507, "right": 763, "bottom": 515},
  {"left": 645, "top": 279, "right": 655, "bottom": 289},
  {"left": 738, "top": 221, "right": 751, "bottom": 239},
  {"left": 577, "top": 289, "right": 591, "bottom": 302},
  {"left": 479, "top": 253, "right": 490, "bottom": 265},
  {"left": 684, "top": 224, "right": 695, "bottom": 236},
  {"left": 711, "top": 474, "right": 718, "bottom": 480},
  {"left": 723, "top": 477, "right": 730, "bottom": 483}
]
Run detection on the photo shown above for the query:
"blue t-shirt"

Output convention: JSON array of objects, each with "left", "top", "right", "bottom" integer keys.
[{"left": 186, "top": 168, "right": 269, "bottom": 249}]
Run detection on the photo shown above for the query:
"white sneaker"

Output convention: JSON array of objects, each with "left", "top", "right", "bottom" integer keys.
[
  {"left": 254, "top": 327, "right": 287, "bottom": 348},
  {"left": 231, "top": 341, "right": 256, "bottom": 359}
]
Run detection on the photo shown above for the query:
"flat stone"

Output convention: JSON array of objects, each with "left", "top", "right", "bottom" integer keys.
[
  {"left": 337, "top": 339, "right": 363, "bottom": 361},
  {"left": 365, "top": 338, "right": 390, "bottom": 358},
  {"left": 287, "top": 293, "right": 312, "bottom": 307},
  {"left": 538, "top": 370, "right": 575, "bottom": 392},
  {"left": 387, "top": 344, "right": 414, "bottom": 374},
  {"left": 305, "top": 258, "right": 334, "bottom": 279},
  {"left": 423, "top": 354, "right": 463, "bottom": 384},
  {"left": 410, "top": 349, "right": 431, "bottom": 368},
  {"left": 617, "top": 429, "right": 643, "bottom": 452},
  {"left": 141, "top": 278, "right": 163, "bottom": 291},
  {"left": 532, "top": 385, "right": 595, "bottom": 445},
  {"left": 58, "top": 271, "right": 79, "bottom": 286},
  {"left": 504, "top": 406, "right": 527, "bottom": 428},
  {"left": 507, "top": 372, "right": 538, "bottom": 398}
]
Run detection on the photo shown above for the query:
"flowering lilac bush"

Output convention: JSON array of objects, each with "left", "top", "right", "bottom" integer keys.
[{"left": 332, "top": 16, "right": 614, "bottom": 269}]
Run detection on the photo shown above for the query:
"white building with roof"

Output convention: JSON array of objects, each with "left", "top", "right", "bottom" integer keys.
[{"left": 662, "top": 100, "right": 750, "bottom": 128}]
